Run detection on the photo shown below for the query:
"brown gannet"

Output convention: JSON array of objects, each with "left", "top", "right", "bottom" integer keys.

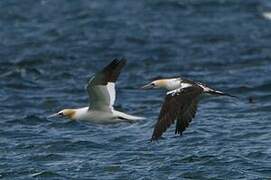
[
  {"left": 48, "top": 58, "right": 144, "bottom": 123},
  {"left": 142, "top": 77, "right": 237, "bottom": 141}
]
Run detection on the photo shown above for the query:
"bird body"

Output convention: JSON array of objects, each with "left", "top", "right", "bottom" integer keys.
[
  {"left": 59, "top": 107, "right": 143, "bottom": 123},
  {"left": 49, "top": 59, "right": 144, "bottom": 123},
  {"left": 142, "top": 77, "right": 236, "bottom": 141}
]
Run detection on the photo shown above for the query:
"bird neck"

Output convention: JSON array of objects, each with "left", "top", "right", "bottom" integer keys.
[{"left": 72, "top": 107, "right": 89, "bottom": 120}]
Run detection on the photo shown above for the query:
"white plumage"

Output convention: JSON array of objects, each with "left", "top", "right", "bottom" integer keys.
[{"left": 49, "top": 59, "right": 144, "bottom": 123}]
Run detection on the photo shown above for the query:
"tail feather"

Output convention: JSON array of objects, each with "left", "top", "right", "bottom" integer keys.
[
  {"left": 207, "top": 90, "right": 238, "bottom": 99},
  {"left": 113, "top": 110, "right": 145, "bottom": 123}
]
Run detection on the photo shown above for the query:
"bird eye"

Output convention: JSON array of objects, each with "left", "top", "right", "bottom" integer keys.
[
  {"left": 151, "top": 83, "right": 155, "bottom": 86},
  {"left": 58, "top": 112, "right": 64, "bottom": 116}
]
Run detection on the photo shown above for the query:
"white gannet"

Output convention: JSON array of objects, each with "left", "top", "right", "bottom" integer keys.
[
  {"left": 48, "top": 58, "right": 144, "bottom": 123},
  {"left": 142, "top": 77, "right": 237, "bottom": 141}
]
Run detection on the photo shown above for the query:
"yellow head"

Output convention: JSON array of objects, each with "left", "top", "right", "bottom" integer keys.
[
  {"left": 48, "top": 109, "right": 76, "bottom": 120},
  {"left": 141, "top": 79, "right": 171, "bottom": 90}
]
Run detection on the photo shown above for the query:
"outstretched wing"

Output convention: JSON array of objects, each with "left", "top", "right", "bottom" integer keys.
[
  {"left": 87, "top": 58, "right": 126, "bottom": 111},
  {"left": 151, "top": 86, "right": 203, "bottom": 141},
  {"left": 175, "top": 98, "right": 198, "bottom": 135}
]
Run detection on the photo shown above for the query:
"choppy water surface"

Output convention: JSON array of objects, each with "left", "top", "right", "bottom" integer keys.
[{"left": 0, "top": 0, "right": 271, "bottom": 179}]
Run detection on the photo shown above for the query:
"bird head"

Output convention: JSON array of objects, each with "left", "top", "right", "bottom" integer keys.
[
  {"left": 141, "top": 79, "right": 170, "bottom": 90},
  {"left": 142, "top": 78, "right": 182, "bottom": 90},
  {"left": 48, "top": 109, "right": 76, "bottom": 119}
]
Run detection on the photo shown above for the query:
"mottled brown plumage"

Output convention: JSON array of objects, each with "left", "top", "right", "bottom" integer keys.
[
  {"left": 142, "top": 77, "right": 237, "bottom": 141},
  {"left": 151, "top": 86, "right": 203, "bottom": 141}
]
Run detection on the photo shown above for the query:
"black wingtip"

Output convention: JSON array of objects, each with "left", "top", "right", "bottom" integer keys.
[
  {"left": 119, "top": 57, "right": 127, "bottom": 63},
  {"left": 111, "top": 57, "right": 127, "bottom": 65},
  {"left": 150, "top": 136, "right": 158, "bottom": 142},
  {"left": 92, "top": 57, "right": 128, "bottom": 84},
  {"left": 107, "top": 57, "right": 127, "bottom": 69}
]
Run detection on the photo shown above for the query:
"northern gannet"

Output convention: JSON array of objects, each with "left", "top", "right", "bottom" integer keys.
[
  {"left": 142, "top": 77, "right": 237, "bottom": 141},
  {"left": 49, "top": 58, "right": 144, "bottom": 123}
]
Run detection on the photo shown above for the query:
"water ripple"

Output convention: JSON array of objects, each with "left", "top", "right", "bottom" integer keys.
[{"left": 0, "top": 0, "right": 271, "bottom": 179}]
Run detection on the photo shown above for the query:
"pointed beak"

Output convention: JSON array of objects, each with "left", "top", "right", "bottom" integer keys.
[
  {"left": 141, "top": 83, "right": 154, "bottom": 90},
  {"left": 47, "top": 113, "right": 59, "bottom": 119}
]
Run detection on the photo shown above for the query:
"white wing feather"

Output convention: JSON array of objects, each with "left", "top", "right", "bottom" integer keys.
[
  {"left": 88, "top": 82, "right": 116, "bottom": 112},
  {"left": 86, "top": 59, "right": 126, "bottom": 112}
]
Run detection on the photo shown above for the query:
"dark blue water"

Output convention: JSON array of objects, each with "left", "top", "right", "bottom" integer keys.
[{"left": 1, "top": 0, "right": 271, "bottom": 179}]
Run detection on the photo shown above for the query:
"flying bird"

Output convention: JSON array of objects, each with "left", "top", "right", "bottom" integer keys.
[
  {"left": 48, "top": 58, "right": 144, "bottom": 123},
  {"left": 142, "top": 77, "right": 237, "bottom": 141}
]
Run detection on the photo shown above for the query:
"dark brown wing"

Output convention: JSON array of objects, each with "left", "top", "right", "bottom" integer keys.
[
  {"left": 89, "top": 58, "right": 127, "bottom": 86},
  {"left": 175, "top": 99, "right": 198, "bottom": 135},
  {"left": 151, "top": 86, "right": 203, "bottom": 141}
]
